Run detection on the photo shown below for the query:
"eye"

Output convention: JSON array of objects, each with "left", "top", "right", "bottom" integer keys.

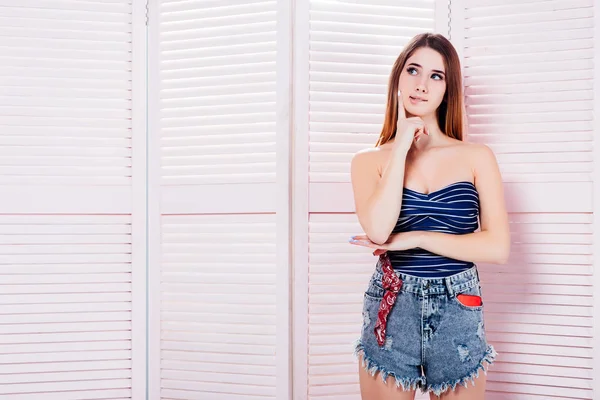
[{"left": 407, "top": 67, "right": 444, "bottom": 81}]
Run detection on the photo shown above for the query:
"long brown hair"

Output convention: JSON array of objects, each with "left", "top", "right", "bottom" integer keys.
[{"left": 375, "top": 33, "right": 464, "bottom": 147}]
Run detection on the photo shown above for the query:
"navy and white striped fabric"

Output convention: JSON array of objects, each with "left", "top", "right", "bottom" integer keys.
[{"left": 387, "top": 181, "right": 480, "bottom": 278}]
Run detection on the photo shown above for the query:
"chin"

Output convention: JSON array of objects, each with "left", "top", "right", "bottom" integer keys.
[
  {"left": 407, "top": 103, "right": 437, "bottom": 117},
  {"left": 406, "top": 106, "right": 429, "bottom": 117}
]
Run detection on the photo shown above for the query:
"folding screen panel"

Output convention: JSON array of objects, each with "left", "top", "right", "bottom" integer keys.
[
  {"left": 0, "top": 1, "right": 147, "bottom": 399},
  {"left": 458, "top": 0, "right": 597, "bottom": 398},
  {"left": 148, "top": 1, "right": 292, "bottom": 399}
]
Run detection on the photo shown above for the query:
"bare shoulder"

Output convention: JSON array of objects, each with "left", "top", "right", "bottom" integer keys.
[
  {"left": 448, "top": 141, "right": 498, "bottom": 170},
  {"left": 467, "top": 142, "right": 498, "bottom": 169},
  {"left": 352, "top": 145, "right": 382, "bottom": 160},
  {"left": 351, "top": 143, "right": 392, "bottom": 177},
  {"left": 453, "top": 142, "right": 503, "bottom": 187}
]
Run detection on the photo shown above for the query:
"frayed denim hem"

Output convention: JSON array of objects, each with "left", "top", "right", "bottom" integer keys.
[
  {"left": 423, "top": 344, "right": 498, "bottom": 397},
  {"left": 353, "top": 339, "right": 425, "bottom": 392}
]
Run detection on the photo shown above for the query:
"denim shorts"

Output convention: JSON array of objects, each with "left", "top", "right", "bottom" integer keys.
[{"left": 354, "top": 259, "right": 497, "bottom": 396}]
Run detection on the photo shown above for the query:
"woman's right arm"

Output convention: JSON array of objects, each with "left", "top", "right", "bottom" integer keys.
[
  {"left": 350, "top": 146, "right": 410, "bottom": 245},
  {"left": 351, "top": 91, "right": 426, "bottom": 245}
]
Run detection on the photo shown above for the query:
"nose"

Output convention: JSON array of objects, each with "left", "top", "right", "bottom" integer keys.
[{"left": 416, "top": 76, "right": 428, "bottom": 93}]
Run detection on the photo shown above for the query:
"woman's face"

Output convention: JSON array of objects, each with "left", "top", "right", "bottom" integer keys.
[{"left": 398, "top": 47, "right": 447, "bottom": 118}]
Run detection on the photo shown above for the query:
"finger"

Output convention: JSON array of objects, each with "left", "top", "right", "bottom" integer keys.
[
  {"left": 397, "top": 90, "right": 406, "bottom": 121},
  {"left": 349, "top": 239, "right": 378, "bottom": 248},
  {"left": 349, "top": 235, "right": 368, "bottom": 244},
  {"left": 414, "top": 127, "right": 424, "bottom": 142}
]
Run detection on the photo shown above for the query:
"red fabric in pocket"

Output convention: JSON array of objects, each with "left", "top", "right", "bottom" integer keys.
[{"left": 457, "top": 294, "right": 482, "bottom": 307}]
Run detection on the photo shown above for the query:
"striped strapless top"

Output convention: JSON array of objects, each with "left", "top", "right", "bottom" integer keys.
[{"left": 387, "top": 181, "right": 479, "bottom": 277}]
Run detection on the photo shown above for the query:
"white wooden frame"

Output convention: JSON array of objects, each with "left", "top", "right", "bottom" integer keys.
[
  {"left": 146, "top": 0, "right": 161, "bottom": 398},
  {"left": 435, "top": 0, "right": 451, "bottom": 38},
  {"left": 292, "top": 0, "right": 310, "bottom": 397},
  {"left": 277, "top": 0, "right": 293, "bottom": 398},
  {"left": 145, "top": 0, "right": 294, "bottom": 398},
  {"left": 592, "top": 0, "right": 600, "bottom": 395},
  {"left": 131, "top": 0, "right": 149, "bottom": 398}
]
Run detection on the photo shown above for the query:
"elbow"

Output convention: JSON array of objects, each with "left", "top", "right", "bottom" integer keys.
[
  {"left": 370, "top": 236, "right": 389, "bottom": 246},
  {"left": 358, "top": 217, "right": 392, "bottom": 245},
  {"left": 364, "top": 229, "right": 389, "bottom": 245},
  {"left": 495, "top": 253, "right": 509, "bottom": 265},
  {"left": 364, "top": 228, "right": 391, "bottom": 246}
]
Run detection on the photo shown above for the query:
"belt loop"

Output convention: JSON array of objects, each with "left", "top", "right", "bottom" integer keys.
[{"left": 444, "top": 277, "right": 454, "bottom": 298}]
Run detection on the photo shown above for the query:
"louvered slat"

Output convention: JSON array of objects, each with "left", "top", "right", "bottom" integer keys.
[
  {"left": 0, "top": 1, "right": 133, "bottom": 186},
  {"left": 463, "top": 0, "right": 595, "bottom": 183},
  {"left": 0, "top": 215, "right": 133, "bottom": 398},
  {"left": 478, "top": 213, "right": 594, "bottom": 398},
  {"left": 159, "top": 1, "right": 277, "bottom": 186},
  {"left": 160, "top": 214, "right": 277, "bottom": 399}
]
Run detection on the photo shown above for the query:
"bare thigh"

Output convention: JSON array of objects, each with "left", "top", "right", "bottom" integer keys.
[
  {"left": 358, "top": 354, "right": 416, "bottom": 400},
  {"left": 428, "top": 362, "right": 488, "bottom": 400}
]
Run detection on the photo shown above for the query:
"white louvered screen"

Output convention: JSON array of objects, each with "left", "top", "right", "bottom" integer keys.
[
  {"left": 461, "top": 1, "right": 597, "bottom": 398},
  {"left": 160, "top": 214, "right": 277, "bottom": 399},
  {"left": 0, "top": 1, "right": 133, "bottom": 187},
  {"left": 160, "top": 1, "right": 277, "bottom": 187},
  {"left": 153, "top": 1, "right": 288, "bottom": 399},
  {"left": 308, "top": 214, "right": 382, "bottom": 398},
  {"left": 301, "top": 1, "right": 438, "bottom": 399},
  {"left": 0, "top": 215, "right": 133, "bottom": 399},
  {"left": 0, "top": 1, "right": 144, "bottom": 399},
  {"left": 481, "top": 213, "right": 594, "bottom": 399},
  {"left": 463, "top": 0, "right": 594, "bottom": 184},
  {"left": 309, "top": 1, "right": 436, "bottom": 183}
]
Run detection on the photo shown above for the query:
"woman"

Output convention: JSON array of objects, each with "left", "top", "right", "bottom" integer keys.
[{"left": 349, "top": 33, "right": 510, "bottom": 399}]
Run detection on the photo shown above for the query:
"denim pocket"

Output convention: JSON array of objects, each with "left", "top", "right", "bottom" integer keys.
[
  {"left": 453, "top": 283, "right": 484, "bottom": 311},
  {"left": 364, "top": 273, "right": 385, "bottom": 300}
]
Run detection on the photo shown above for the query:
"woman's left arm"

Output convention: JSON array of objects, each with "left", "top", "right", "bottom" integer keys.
[{"left": 417, "top": 144, "right": 510, "bottom": 264}]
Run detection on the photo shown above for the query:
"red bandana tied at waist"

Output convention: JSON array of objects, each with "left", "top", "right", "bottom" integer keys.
[{"left": 374, "top": 253, "right": 403, "bottom": 346}]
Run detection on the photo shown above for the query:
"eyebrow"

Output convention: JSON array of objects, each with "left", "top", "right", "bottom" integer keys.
[{"left": 407, "top": 63, "right": 445, "bottom": 76}]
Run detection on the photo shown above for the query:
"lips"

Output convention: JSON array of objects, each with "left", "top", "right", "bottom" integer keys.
[{"left": 409, "top": 96, "right": 427, "bottom": 105}]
